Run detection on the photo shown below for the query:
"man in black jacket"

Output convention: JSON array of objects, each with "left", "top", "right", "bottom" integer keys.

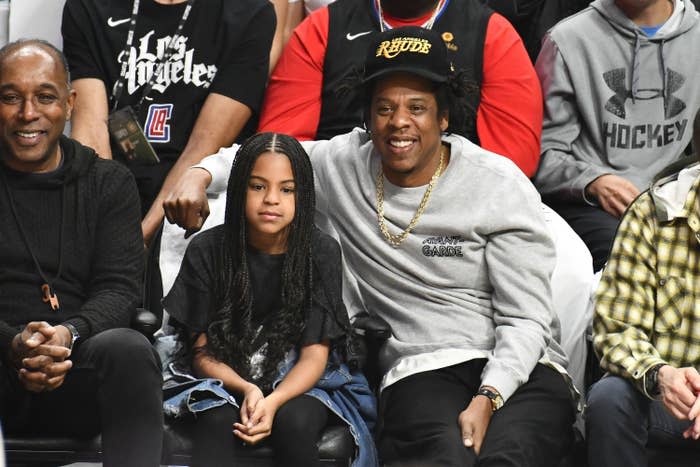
[{"left": 0, "top": 40, "right": 163, "bottom": 467}]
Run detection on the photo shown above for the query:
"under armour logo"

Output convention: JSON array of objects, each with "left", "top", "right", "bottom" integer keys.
[{"left": 603, "top": 68, "right": 686, "bottom": 119}]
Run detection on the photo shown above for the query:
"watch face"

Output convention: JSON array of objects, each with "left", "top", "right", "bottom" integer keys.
[
  {"left": 64, "top": 324, "right": 79, "bottom": 348},
  {"left": 478, "top": 388, "right": 503, "bottom": 411},
  {"left": 490, "top": 394, "right": 503, "bottom": 411},
  {"left": 645, "top": 365, "right": 663, "bottom": 397}
]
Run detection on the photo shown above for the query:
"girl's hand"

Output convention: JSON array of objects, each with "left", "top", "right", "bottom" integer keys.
[
  {"left": 233, "top": 396, "right": 279, "bottom": 445},
  {"left": 239, "top": 384, "right": 264, "bottom": 428},
  {"left": 233, "top": 342, "right": 329, "bottom": 445}
]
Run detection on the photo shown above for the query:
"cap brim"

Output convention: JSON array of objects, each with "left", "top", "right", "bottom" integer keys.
[{"left": 362, "top": 66, "right": 448, "bottom": 85}]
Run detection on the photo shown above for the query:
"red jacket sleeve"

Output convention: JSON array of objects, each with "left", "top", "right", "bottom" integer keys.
[
  {"left": 477, "top": 13, "right": 542, "bottom": 178},
  {"left": 257, "top": 8, "right": 329, "bottom": 140}
]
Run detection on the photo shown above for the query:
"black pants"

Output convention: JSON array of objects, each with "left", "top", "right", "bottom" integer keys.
[
  {"left": 0, "top": 328, "right": 163, "bottom": 467},
  {"left": 192, "top": 393, "right": 330, "bottom": 467},
  {"left": 379, "top": 360, "right": 575, "bottom": 467},
  {"left": 546, "top": 200, "right": 619, "bottom": 272}
]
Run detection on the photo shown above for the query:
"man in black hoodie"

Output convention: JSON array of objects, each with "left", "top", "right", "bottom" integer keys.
[{"left": 0, "top": 40, "right": 163, "bottom": 466}]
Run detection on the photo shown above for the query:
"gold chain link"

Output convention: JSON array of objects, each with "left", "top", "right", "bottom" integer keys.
[{"left": 376, "top": 146, "right": 445, "bottom": 248}]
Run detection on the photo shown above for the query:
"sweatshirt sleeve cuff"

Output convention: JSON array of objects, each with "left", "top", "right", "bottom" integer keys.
[
  {"left": 61, "top": 317, "right": 91, "bottom": 342},
  {"left": 639, "top": 360, "right": 667, "bottom": 399},
  {"left": 576, "top": 169, "right": 611, "bottom": 206},
  {"left": 480, "top": 365, "right": 524, "bottom": 403},
  {"left": 193, "top": 146, "right": 238, "bottom": 194}
]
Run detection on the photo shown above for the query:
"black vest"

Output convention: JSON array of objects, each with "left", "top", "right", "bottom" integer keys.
[{"left": 318, "top": 0, "right": 493, "bottom": 142}]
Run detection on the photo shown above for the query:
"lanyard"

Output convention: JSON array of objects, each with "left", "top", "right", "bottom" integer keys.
[
  {"left": 111, "top": 0, "right": 196, "bottom": 112},
  {"left": 0, "top": 164, "right": 66, "bottom": 312},
  {"left": 373, "top": 0, "right": 449, "bottom": 32}
]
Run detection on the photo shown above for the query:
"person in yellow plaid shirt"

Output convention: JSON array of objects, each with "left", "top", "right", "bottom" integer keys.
[{"left": 586, "top": 110, "right": 700, "bottom": 466}]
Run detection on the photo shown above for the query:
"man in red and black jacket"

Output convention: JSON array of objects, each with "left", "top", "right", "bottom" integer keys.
[{"left": 258, "top": 0, "right": 543, "bottom": 177}]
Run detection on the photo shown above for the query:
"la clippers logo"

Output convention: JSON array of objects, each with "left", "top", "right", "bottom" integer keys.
[{"left": 145, "top": 104, "right": 172, "bottom": 142}]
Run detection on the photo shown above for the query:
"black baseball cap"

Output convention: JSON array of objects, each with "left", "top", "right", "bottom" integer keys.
[{"left": 362, "top": 26, "right": 450, "bottom": 85}]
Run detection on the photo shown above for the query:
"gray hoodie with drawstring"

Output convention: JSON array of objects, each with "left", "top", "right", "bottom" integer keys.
[{"left": 533, "top": 0, "right": 700, "bottom": 202}]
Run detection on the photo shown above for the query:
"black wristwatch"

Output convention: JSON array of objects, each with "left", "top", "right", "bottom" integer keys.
[
  {"left": 644, "top": 363, "right": 666, "bottom": 398},
  {"left": 475, "top": 386, "right": 504, "bottom": 412}
]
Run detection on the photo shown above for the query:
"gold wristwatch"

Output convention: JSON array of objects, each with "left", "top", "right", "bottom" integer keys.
[{"left": 476, "top": 386, "right": 504, "bottom": 412}]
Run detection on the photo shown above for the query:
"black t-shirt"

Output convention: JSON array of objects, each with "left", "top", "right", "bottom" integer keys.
[
  {"left": 164, "top": 225, "right": 348, "bottom": 362},
  {"left": 248, "top": 248, "right": 284, "bottom": 327},
  {"left": 62, "top": 0, "right": 274, "bottom": 164}
]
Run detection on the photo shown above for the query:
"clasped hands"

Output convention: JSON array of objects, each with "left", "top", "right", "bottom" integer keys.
[
  {"left": 657, "top": 365, "right": 700, "bottom": 440},
  {"left": 233, "top": 383, "right": 280, "bottom": 445},
  {"left": 8, "top": 321, "right": 73, "bottom": 393}
]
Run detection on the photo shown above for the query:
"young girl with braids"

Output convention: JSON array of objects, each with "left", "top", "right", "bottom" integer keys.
[{"left": 163, "top": 133, "right": 377, "bottom": 467}]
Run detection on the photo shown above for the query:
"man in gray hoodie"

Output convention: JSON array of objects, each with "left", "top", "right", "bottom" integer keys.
[{"left": 534, "top": 0, "right": 700, "bottom": 271}]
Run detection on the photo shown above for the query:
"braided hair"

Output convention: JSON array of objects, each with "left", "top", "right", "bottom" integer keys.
[{"left": 206, "top": 132, "right": 316, "bottom": 392}]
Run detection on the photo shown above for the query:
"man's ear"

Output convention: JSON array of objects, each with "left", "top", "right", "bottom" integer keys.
[
  {"left": 65, "top": 88, "right": 77, "bottom": 121},
  {"left": 439, "top": 110, "right": 449, "bottom": 132}
]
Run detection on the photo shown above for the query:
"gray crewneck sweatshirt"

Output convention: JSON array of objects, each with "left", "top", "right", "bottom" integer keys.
[
  {"left": 199, "top": 129, "right": 568, "bottom": 401},
  {"left": 534, "top": 0, "right": 700, "bottom": 201}
]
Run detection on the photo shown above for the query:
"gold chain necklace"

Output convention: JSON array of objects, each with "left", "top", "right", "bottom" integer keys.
[{"left": 376, "top": 146, "right": 446, "bottom": 248}]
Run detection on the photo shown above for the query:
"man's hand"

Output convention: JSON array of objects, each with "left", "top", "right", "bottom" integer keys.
[
  {"left": 685, "top": 396, "right": 700, "bottom": 440},
  {"left": 657, "top": 366, "right": 700, "bottom": 420},
  {"left": 585, "top": 174, "right": 640, "bottom": 218},
  {"left": 9, "top": 321, "right": 54, "bottom": 367},
  {"left": 44, "top": 324, "right": 72, "bottom": 349},
  {"left": 163, "top": 167, "right": 212, "bottom": 238},
  {"left": 458, "top": 394, "right": 493, "bottom": 455},
  {"left": 19, "top": 352, "right": 72, "bottom": 392},
  {"left": 9, "top": 322, "right": 73, "bottom": 392},
  {"left": 233, "top": 395, "right": 280, "bottom": 445},
  {"left": 655, "top": 365, "right": 700, "bottom": 440}
]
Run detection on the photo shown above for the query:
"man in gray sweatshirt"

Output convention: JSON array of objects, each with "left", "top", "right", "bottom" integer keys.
[
  {"left": 164, "top": 27, "right": 575, "bottom": 467},
  {"left": 534, "top": 0, "right": 700, "bottom": 271}
]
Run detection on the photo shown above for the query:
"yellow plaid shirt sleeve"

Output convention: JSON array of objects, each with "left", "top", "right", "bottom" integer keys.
[{"left": 593, "top": 186, "right": 700, "bottom": 398}]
